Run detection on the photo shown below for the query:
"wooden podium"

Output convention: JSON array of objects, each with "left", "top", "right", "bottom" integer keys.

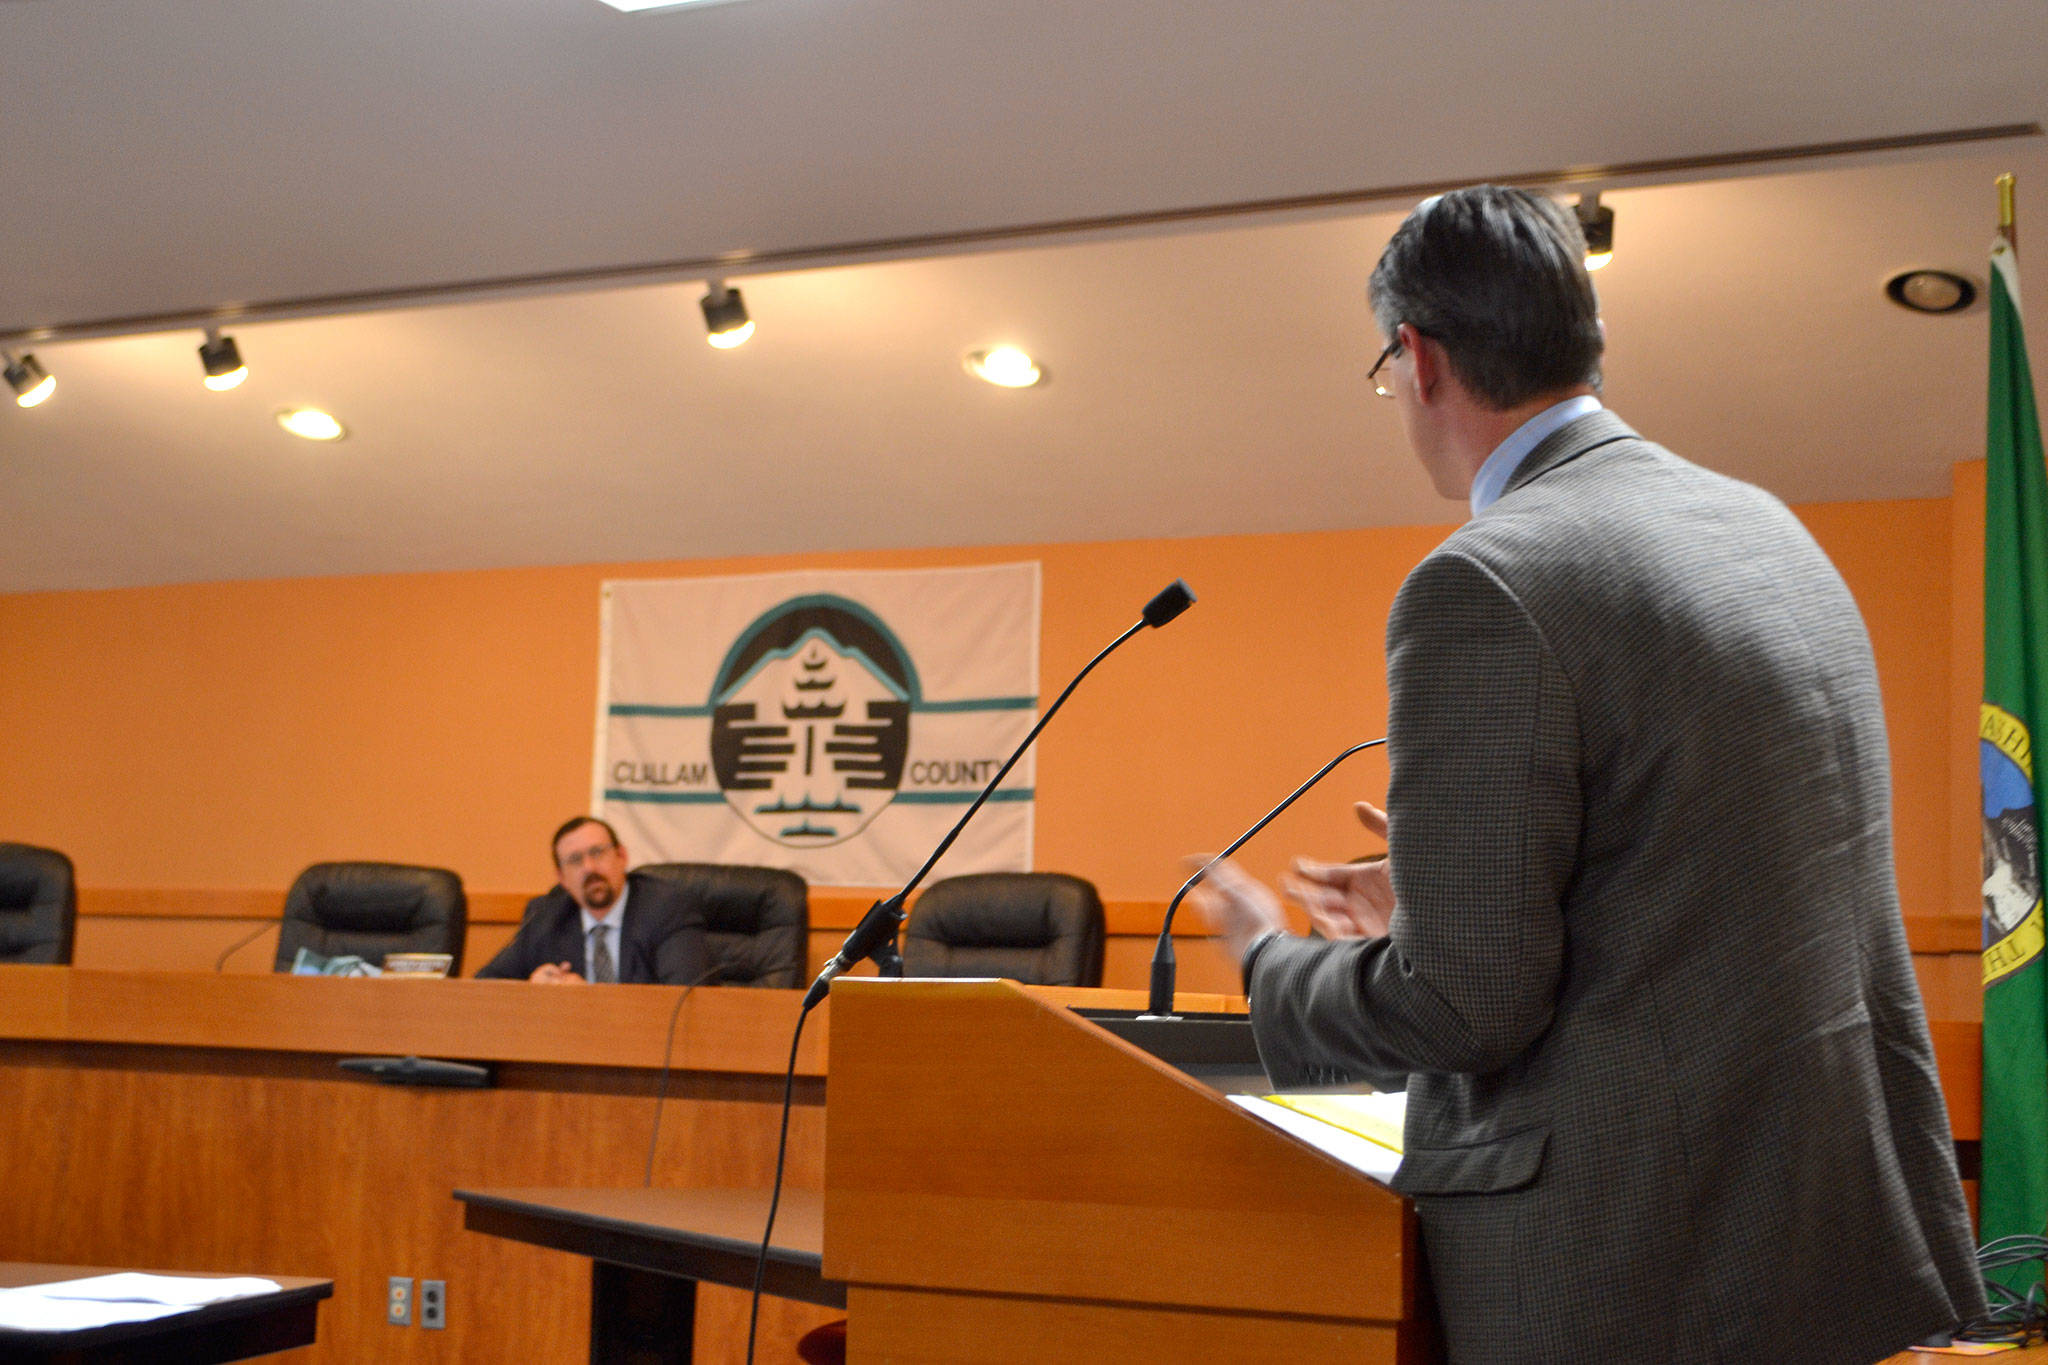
[{"left": 823, "top": 978, "right": 1433, "bottom": 1363}]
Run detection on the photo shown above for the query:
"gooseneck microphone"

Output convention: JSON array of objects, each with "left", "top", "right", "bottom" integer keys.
[
  {"left": 753, "top": 578, "right": 1196, "bottom": 1363},
  {"left": 1144, "top": 736, "right": 1387, "bottom": 1018},
  {"left": 800, "top": 578, "right": 1197, "bottom": 1014}
]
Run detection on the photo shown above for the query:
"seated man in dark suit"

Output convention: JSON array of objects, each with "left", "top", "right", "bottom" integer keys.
[{"left": 475, "top": 816, "right": 709, "bottom": 985}]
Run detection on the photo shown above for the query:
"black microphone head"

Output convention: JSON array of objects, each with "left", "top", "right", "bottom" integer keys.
[{"left": 1141, "top": 579, "right": 1196, "bottom": 628}]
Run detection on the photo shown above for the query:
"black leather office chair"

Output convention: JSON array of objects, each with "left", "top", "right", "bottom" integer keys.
[
  {"left": 272, "top": 862, "right": 468, "bottom": 973},
  {"left": 902, "top": 872, "right": 1105, "bottom": 987},
  {"left": 0, "top": 843, "right": 77, "bottom": 965},
  {"left": 633, "top": 863, "right": 809, "bottom": 988}
]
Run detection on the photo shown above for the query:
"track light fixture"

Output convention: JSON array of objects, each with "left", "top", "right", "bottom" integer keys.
[
  {"left": 700, "top": 281, "right": 754, "bottom": 349},
  {"left": 198, "top": 329, "right": 247, "bottom": 391},
  {"left": 3, "top": 352, "right": 55, "bottom": 408},
  {"left": 1576, "top": 192, "right": 1615, "bottom": 271}
]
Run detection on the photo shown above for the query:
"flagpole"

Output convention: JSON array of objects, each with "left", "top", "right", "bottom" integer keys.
[{"left": 1999, "top": 172, "right": 2016, "bottom": 250}]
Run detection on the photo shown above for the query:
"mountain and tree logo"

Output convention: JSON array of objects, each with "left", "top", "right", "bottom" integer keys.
[{"left": 708, "top": 596, "right": 917, "bottom": 848}]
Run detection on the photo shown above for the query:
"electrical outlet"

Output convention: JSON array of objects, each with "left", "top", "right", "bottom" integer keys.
[
  {"left": 419, "top": 1279, "right": 445, "bottom": 1330},
  {"left": 387, "top": 1276, "right": 412, "bottom": 1326}
]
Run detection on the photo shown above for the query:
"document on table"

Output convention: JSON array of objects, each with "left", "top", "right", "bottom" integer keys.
[
  {"left": 1230, "top": 1090, "right": 1405, "bottom": 1183},
  {"left": 1263, "top": 1090, "right": 1407, "bottom": 1152},
  {"left": 0, "top": 1273, "right": 282, "bottom": 1333}
]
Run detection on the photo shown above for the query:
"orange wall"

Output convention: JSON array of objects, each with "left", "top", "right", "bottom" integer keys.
[
  {"left": 0, "top": 499, "right": 1959, "bottom": 915},
  {"left": 1950, "top": 460, "right": 1988, "bottom": 922},
  {"left": 1795, "top": 496, "right": 1952, "bottom": 922}
]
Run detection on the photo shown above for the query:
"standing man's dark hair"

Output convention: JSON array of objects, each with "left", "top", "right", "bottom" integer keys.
[
  {"left": 1368, "top": 185, "right": 1603, "bottom": 409},
  {"left": 550, "top": 814, "right": 619, "bottom": 863}
]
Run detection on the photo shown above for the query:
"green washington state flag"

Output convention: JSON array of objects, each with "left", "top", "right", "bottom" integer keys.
[{"left": 1981, "top": 228, "right": 2048, "bottom": 1272}]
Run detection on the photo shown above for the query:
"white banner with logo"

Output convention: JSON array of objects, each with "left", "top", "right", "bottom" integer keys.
[{"left": 593, "top": 563, "right": 1040, "bottom": 886}]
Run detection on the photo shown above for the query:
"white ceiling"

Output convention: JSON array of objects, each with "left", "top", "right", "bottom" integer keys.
[{"left": 2, "top": 2, "right": 2046, "bottom": 591}]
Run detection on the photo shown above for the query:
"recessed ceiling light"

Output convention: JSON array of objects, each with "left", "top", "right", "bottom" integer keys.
[
  {"left": 965, "top": 346, "right": 1045, "bottom": 389},
  {"left": 277, "top": 407, "right": 346, "bottom": 442},
  {"left": 596, "top": 0, "right": 752, "bottom": 12},
  {"left": 1885, "top": 269, "right": 1978, "bottom": 314}
]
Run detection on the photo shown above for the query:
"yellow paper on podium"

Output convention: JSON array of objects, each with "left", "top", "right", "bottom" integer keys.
[{"left": 1264, "top": 1092, "right": 1407, "bottom": 1154}]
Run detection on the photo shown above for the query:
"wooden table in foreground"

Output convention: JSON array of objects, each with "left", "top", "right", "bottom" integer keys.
[
  {"left": 0, "top": 968, "right": 835, "bottom": 1363},
  {"left": 0, "top": 1263, "right": 331, "bottom": 1365},
  {"left": 455, "top": 1187, "right": 839, "bottom": 1364}
]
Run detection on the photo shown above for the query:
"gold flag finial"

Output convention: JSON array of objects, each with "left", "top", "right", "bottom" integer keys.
[{"left": 1998, "top": 173, "right": 2016, "bottom": 246}]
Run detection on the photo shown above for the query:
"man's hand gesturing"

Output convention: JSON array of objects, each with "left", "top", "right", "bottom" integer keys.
[{"left": 1282, "top": 800, "right": 1395, "bottom": 940}]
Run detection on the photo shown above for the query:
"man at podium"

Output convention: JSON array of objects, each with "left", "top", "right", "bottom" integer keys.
[{"left": 1190, "top": 186, "right": 1984, "bottom": 1364}]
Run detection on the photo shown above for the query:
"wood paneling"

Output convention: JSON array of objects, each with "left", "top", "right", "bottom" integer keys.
[
  {"left": 74, "top": 886, "right": 1979, "bottom": 1031},
  {"left": 80, "top": 887, "right": 283, "bottom": 920},
  {"left": 1914, "top": 952, "right": 1984, "bottom": 1023},
  {"left": 69, "top": 886, "right": 1253, "bottom": 994},
  {"left": 0, "top": 968, "right": 826, "bottom": 1075},
  {"left": 846, "top": 1286, "right": 1412, "bottom": 1365},
  {"left": 1, "top": 973, "right": 1250, "bottom": 1364},
  {"left": 3, "top": 966, "right": 68, "bottom": 1035},
  {"left": 466, "top": 923, "right": 518, "bottom": 973},
  {"left": 1903, "top": 915, "right": 1981, "bottom": 954},
  {"left": 0, "top": 972, "right": 849, "bottom": 1364},
  {"left": 80, "top": 885, "right": 1226, "bottom": 934},
  {"left": 0, "top": 1049, "right": 833, "bottom": 1363},
  {"left": 1930, "top": 1018, "right": 1982, "bottom": 1140}
]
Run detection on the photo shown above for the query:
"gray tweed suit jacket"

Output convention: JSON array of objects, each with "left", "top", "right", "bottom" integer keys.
[{"left": 1248, "top": 411, "right": 1984, "bottom": 1364}]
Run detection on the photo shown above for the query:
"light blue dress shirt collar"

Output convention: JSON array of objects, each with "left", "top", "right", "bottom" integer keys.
[
  {"left": 579, "top": 883, "right": 629, "bottom": 976},
  {"left": 1468, "top": 393, "right": 1604, "bottom": 516}
]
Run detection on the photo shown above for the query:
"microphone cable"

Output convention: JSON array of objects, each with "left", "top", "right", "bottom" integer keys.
[
  {"left": 744, "top": 1009, "right": 811, "bottom": 1365},
  {"left": 1948, "top": 1234, "right": 2048, "bottom": 1346},
  {"left": 214, "top": 920, "right": 277, "bottom": 972},
  {"left": 641, "top": 964, "right": 726, "bottom": 1187}
]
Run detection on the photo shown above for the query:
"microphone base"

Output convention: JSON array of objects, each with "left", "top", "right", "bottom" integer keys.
[{"left": 871, "top": 934, "right": 905, "bottom": 979}]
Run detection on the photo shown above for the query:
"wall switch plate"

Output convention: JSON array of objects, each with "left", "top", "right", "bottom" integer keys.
[
  {"left": 387, "top": 1276, "right": 412, "bottom": 1326},
  {"left": 419, "top": 1279, "right": 445, "bottom": 1329}
]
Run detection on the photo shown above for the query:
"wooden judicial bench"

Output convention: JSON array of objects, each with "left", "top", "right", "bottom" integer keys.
[
  {"left": 0, "top": 969, "right": 838, "bottom": 1362},
  {"left": 0, "top": 965, "right": 1988, "bottom": 1363}
]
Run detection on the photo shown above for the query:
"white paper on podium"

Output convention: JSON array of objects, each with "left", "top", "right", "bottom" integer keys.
[
  {"left": 28, "top": 1273, "right": 281, "bottom": 1306},
  {"left": 0, "top": 1273, "right": 283, "bottom": 1334},
  {"left": 1230, "top": 1095, "right": 1403, "bottom": 1183},
  {"left": 0, "top": 1295, "right": 192, "bottom": 1332}
]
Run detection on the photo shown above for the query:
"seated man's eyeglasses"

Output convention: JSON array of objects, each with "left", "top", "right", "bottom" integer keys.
[{"left": 559, "top": 842, "right": 619, "bottom": 871}]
